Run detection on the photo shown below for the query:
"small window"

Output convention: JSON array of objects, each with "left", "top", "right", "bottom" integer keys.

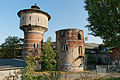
[
  {"left": 57, "top": 56, "right": 59, "bottom": 59},
  {"left": 78, "top": 46, "right": 82, "bottom": 55},
  {"left": 33, "top": 43, "right": 36, "bottom": 48},
  {"left": 33, "top": 43, "right": 39, "bottom": 48},
  {"left": 41, "top": 40, "right": 43, "bottom": 50},
  {"left": 37, "top": 43, "right": 39, "bottom": 48},
  {"left": 30, "top": 16, "right": 31, "bottom": 20},
  {"left": 63, "top": 45, "right": 68, "bottom": 51},
  {"left": 22, "top": 17, "right": 24, "bottom": 21},
  {"left": 38, "top": 17, "right": 39, "bottom": 21},
  {"left": 78, "top": 33, "right": 81, "bottom": 40},
  {"left": 60, "top": 32, "right": 65, "bottom": 37}
]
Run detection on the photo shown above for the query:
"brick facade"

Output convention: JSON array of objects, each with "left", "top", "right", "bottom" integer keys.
[
  {"left": 56, "top": 29, "right": 85, "bottom": 71},
  {"left": 18, "top": 5, "right": 51, "bottom": 58},
  {"left": 22, "top": 32, "right": 43, "bottom": 58}
]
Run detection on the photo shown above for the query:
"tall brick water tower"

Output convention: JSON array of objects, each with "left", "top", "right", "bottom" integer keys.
[
  {"left": 56, "top": 29, "right": 85, "bottom": 71},
  {"left": 18, "top": 5, "right": 51, "bottom": 58}
]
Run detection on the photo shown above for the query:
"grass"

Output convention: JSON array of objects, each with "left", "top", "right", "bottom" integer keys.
[
  {"left": 96, "top": 77, "right": 120, "bottom": 80},
  {"left": 33, "top": 71, "right": 120, "bottom": 80}
]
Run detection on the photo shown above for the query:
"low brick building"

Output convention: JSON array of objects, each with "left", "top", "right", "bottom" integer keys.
[{"left": 56, "top": 29, "right": 85, "bottom": 71}]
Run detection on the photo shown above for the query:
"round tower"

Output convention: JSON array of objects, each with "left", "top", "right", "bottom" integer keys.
[
  {"left": 56, "top": 29, "right": 85, "bottom": 71},
  {"left": 18, "top": 5, "right": 51, "bottom": 58}
]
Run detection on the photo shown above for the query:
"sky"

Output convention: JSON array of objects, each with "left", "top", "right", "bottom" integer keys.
[{"left": 0, "top": 0, "right": 103, "bottom": 45}]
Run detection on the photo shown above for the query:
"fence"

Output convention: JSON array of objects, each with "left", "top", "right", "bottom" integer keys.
[{"left": 87, "top": 65, "right": 120, "bottom": 73}]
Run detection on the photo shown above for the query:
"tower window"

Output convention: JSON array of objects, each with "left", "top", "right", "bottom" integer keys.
[
  {"left": 63, "top": 45, "right": 68, "bottom": 51},
  {"left": 38, "top": 17, "right": 39, "bottom": 21},
  {"left": 33, "top": 43, "right": 39, "bottom": 48},
  {"left": 78, "top": 33, "right": 81, "bottom": 40},
  {"left": 41, "top": 40, "right": 43, "bottom": 50},
  {"left": 22, "top": 17, "right": 24, "bottom": 21},
  {"left": 57, "top": 56, "right": 59, "bottom": 59},
  {"left": 30, "top": 16, "right": 31, "bottom": 20},
  {"left": 78, "top": 46, "right": 82, "bottom": 55},
  {"left": 60, "top": 32, "right": 65, "bottom": 37},
  {"left": 33, "top": 43, "right": 36, "bottom": 48},
  {"left": 37, "top": 43, "right": 39, "bottom": 48}
]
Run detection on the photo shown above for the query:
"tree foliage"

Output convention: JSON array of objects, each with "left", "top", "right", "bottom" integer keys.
[
  {"left": 24, "top": 55, "right": 35, "bottom": 80},
  {"left": 85, "top": 0, "right": 120, "bottom": 47},
  {"left": 41, "top": 37, "right": 56, "bottom": 71},
  {"left": 24, "top": 55, "right": 61, "bottom": 80},
  {"left": 0, "top": 36, "right": 23, "bottom": 58}
]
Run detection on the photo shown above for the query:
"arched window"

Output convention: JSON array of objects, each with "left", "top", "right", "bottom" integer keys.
[
  {"left": 33, "top": 43, "right": 36, "bottom": 48},
  {"left": 78, "top": 46, "right": 82, "bottom": 55},
  {"left": 62, "top": 45, "right": 68, "bottom": 51},
  {"left": 37, "top": 43, "right": 39, "bottom": 48},
  {"left": 33, "top": 43, "right": 39, "bottom": 48},
  {"left": 78, "top": 33, "right": 81, "bottom": 40}
]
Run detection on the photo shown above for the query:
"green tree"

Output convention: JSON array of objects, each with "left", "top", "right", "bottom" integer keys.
[
  {"left": 84, "top": 0, "right": 120, "bottom": 47},
  {"left": 24, "top": 55, "right": 61, "bottom": 80},
  {"left": 0, "top": 36, "right": 22, "bottom": 58},
  {"left": 24, "top": 55, "right": 35, "bottom": 80},
  {"left": 41, "top": 37, "right": 56, "bottom": 71}
]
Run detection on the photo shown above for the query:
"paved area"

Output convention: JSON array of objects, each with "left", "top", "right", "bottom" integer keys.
[{"left": 0, "top": 58, "right": 26, "bottom": 70}]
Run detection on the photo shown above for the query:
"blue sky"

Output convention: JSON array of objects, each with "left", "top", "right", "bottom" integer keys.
[{"left": 0, "top": 0, "right": 102, "bottom": 45}]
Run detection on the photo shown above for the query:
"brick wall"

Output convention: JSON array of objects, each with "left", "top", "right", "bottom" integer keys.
[
  {"left": 56, "top": 29, "right": 85, "bottom": 71},
  {"left": 22, "top": 32, "right": 43, "bottom": 58}
]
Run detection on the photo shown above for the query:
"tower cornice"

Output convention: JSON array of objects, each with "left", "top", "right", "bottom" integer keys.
[{"left": 17, "top": 9, "right": 51, "bottom": 21}]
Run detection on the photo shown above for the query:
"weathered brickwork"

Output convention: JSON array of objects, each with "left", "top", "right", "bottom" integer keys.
[
  {"left": 22, "top": 32, "right": 43, "bottom": 58},
  {"left": 56, "top": 29, "right": 85, "bottom": 71},
  {"left": 110, "top": 47, "right": 120, "bottom": 64},
  {"left": 18, "top": 5, "right": 51, "bottom": 58}
]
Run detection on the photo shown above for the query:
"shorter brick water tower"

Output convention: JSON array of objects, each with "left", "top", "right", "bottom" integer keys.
[
  {"left": 56, "top": 29, "right": 85, "bottom": 71},
  {"left": 17, "top": 5, "right": 51, "bottom": 58}
]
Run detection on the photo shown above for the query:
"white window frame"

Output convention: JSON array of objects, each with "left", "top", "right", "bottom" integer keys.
[
  {"left": 62, "top": 45, "right": 68, "bottom": 51},
  {"left": 78, "top": 46, "right": 82, "bottom": 55}
]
